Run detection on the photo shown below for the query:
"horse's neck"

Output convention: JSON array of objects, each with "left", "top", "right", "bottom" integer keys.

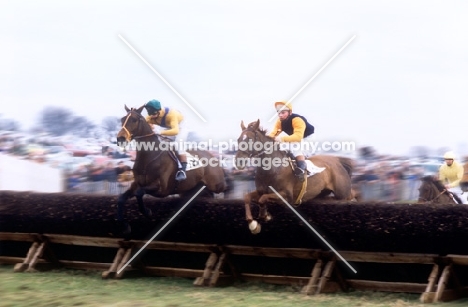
[
  {"left": 257, "top": 134, "right": 287, "bottom": 158},
  {"left": 133, "top": 135, "right": 164, "bottom": 161}
]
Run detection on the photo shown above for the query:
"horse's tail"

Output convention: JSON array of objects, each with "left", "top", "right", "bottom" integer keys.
[{"left": 338, "top": 157, "right": 354, "bottom": 177}]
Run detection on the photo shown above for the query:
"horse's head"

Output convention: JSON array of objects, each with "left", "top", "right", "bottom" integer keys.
[
  {"left": 116, "top": 105, "right": 153, "bottom": 144},
  {"left": 418, "top": 176, "right": 438, "bottom": 202},
  {"left": 418, "top": 175, "right": 461, "bottom": 204},
  {"left": 234, "top": 119, "right": 275, "bottom": 170}
]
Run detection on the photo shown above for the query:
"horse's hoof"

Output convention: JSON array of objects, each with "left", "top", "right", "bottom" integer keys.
[
  {"left": 248, "top": 220, "right": 261, "bottom": 234},
  {"left": 265, "top": 213, "right": 272, "bottom": 222}
]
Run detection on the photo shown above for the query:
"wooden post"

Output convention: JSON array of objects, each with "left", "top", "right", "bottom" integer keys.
[
  {"left": 115, "top": 246, "right": 134, "bottom": 279},
  {"left": 316, "top": 257, "right": 336, "bottom": 294},
  {"left": 209, "top": 252, "right": 227, "bottom": 287},
  {"left": 194, "top": 252, "right": 218, "bottom": 286},
  {"left": 13, "top": 241, "right": 39, "bottom": 272},
  {"left": 220, "top": 246, "right": 239, "bottom": 281},
  {"left": 102, "top": 247, "right": 125, "bottom": 279},
  {"left": 332, "top": 261, "right": 349, "bottom": 292},
  {"left": 435, "top": 264, "right": 452, "bottom": 302},
  {"left": 420, "top": 264, "right": 439, "bottom": 303},
  {"left": 25, "top": 241, "right": 46, "bottom": 272},
  {"left": 301, "top": 259, "right": 323, "bottom": 295}
]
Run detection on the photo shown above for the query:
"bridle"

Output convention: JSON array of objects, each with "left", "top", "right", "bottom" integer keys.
[
  {"left": 419, "top": 188, "right": 449, "bottom": 203},
  {"left": 237, "top": 128, "right": 266, "bottom": 158},
  {"left": 121, "top": 110, "right": 155, "bottom": 142},
  {"left": 419, "top": 181, "right": 456, "bottom": 203}
]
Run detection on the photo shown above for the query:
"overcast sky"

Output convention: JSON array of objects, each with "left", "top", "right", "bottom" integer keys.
[{"left": 2, "top": 1, "right": 468, "bottom": 156}]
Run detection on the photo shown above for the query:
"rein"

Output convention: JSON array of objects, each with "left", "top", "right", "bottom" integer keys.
[
  {"left": 426, "top": 189, "right": 448, "bottom": 203},
  {"left": 121, "top": 111, "right": 156, "bottom": 141},
  {"left": 420, "top": 182, "right": 453, "bottom": 203}
]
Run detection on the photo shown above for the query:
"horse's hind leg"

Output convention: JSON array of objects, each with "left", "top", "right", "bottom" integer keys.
[{"left": 136, "top": 188, "right": 152, "bottom": 219}]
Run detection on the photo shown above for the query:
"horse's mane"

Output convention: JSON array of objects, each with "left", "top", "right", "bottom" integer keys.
[
  {"left": 421, "top": 175, "right": 444, "bottom": 190},
  {"left": 248, "top": 123, "right": 274, "bottom": 141},
  {"left": 421, "top": 175, "right": 463, "bottom": 204}
]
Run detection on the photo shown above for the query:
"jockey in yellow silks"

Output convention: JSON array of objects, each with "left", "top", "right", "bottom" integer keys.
[
  {"left": 144, "top": 99, "right": 188, "bottom": 181},
  {"left": 269, "top": 101, "right": 315, "bottom": 181}
]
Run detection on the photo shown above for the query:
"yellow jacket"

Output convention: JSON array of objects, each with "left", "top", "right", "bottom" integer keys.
[
  {"left": 268, "top": 117, "right": 306, "bottom": 142},
  {"left": 439, "top": 161, "right": 464, "bottom": 188},
  {"left": 145, "top": 107, "right": 183, "bottom": 136}
]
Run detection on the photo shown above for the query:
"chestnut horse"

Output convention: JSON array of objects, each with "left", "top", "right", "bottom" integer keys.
[
  {"left": 116, "top": 105, "right": 229, "bottom": 233},
  {"left": 235, "top": 119, "right": 355, "bottom": 234},
  {"left": 418, "top": 175, "right": 461, "bottom": 204}
]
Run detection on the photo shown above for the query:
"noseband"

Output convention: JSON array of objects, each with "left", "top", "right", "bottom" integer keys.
[{"left": 121, "top": 111, "right": 155, "bottom": 141}]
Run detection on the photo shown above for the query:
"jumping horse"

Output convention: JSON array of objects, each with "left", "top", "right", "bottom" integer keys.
[
  {"left": 418, "top": 175, "right": 461, "bottom": 204},
  {"left": 235, "top": 119, "right": 356, "bottom": 234},
  {"left": 116, "top": 105, "right": 229, "bottom": 234}
]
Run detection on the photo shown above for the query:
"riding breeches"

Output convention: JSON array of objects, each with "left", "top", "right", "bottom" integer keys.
[
  {"left": 448, "top": 186, "right": 468, "bottom": 204},
  {"left": 161, "top": 122, "right": 188, "bottom": 155}
]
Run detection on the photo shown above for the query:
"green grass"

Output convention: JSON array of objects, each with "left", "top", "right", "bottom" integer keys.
[{"left": 1, "top": 265, "right": 468, "bottom": 307}]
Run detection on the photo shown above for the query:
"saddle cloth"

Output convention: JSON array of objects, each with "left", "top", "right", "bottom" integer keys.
[
  {"left": 185, "top": 152, "right": 204, "bottom": 171},
  {"left": 305, "top": 160, "right": 326, "bottom": 177}
]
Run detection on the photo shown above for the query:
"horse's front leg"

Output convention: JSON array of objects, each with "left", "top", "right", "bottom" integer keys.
[
  {"left": 258, "top": 203, "right": 272, "bottom": 223},
  {"left": 258, "top": 190, "right": 292, "bottom": 205},
  {"left": 135, "top": 187, "right": 152, "bottom": 219},
  {"left": 244, "top": 190, "right": 261, "bottom": 234},
  {"left": 116, "top": 182, "right": 138, "bottom": 236}
]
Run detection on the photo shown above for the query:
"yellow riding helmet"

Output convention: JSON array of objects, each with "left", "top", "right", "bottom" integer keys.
[
  {"left": 443, "top": 151, "right": 456, "bottom": 160},
  {"left": 274, "top": 101, "right": 292, "bottom": 112}
]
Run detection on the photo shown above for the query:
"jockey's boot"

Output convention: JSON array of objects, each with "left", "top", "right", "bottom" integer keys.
[
  {"left": 175, "top": 162, "right": 187, "bottom": 181},
  {"left": 294, "top": 159, "right": 307, "bottom": 182}
]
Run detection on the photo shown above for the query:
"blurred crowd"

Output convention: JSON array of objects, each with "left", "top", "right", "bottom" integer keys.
[{"left": 2, "top": 131, "right": 461, "bottom": 201}]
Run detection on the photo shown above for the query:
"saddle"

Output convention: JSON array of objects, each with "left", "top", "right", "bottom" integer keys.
[{"left": 286, "top": 152, "right": 326, "bottom": 178}]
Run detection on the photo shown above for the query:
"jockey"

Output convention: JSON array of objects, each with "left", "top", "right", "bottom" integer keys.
[
  {"left": 268, "top": 101, "right": 315, "bottom": 181},
  {"left": 144, "top": 99, "right": 188, "bottom": 181},
  {"left": 439, "top": 151, "right": 467, "bottom": 204}
]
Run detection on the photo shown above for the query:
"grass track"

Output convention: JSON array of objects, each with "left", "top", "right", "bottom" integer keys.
[{"left": 1, "top": 265, "right": 468, "bottom": 307}]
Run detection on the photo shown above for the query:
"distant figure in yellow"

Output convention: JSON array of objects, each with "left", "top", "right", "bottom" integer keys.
[{"left": 439, "top": 151, "right": 467, "bottom": 204}]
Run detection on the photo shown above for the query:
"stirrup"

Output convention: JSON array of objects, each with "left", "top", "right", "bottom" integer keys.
[
  {"left": 294, "top": 168, "right": 305, "bottom": 181},
  {"left": 175, "top": 170, "right": 187, "bottom": 181}
]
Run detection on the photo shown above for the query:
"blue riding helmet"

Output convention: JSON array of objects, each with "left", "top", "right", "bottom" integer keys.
[{"left": 145, "top": 99, "right": 161, "bottom": 115}]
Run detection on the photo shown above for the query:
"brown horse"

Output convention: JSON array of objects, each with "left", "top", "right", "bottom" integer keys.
[
  {"left": 234, "top": 119, "right": 355, "bottom": 234},
  {"left": 115, "top": 105, "right": 229, "bottom": 233},
  {"left": 418, "top": 175, "right": 461, "bottom": 204}
]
